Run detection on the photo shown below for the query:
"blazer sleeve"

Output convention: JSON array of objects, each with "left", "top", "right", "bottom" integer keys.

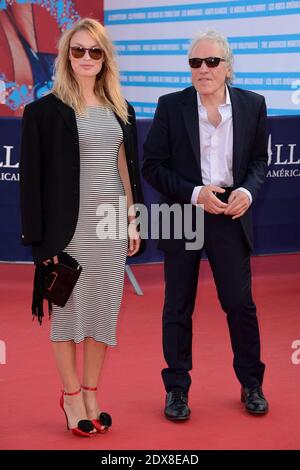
[
  {"left": 239, "top": 97, "right": 268, "bottom": 201},
  {"left": 127, "top": 103, "right": 144, "bottom": 206},
  {"left": 124, "top": 103, "right": 146, "bottom": 257},
  {"left": 19, "top": 104, "right": 43, "bottom": 246},
  {"left": 142, "top": 96, "right": 195, "bottom": 203}
]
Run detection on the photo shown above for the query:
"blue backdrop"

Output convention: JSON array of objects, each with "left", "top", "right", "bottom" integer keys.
[{"left": 0, "top": 115, "right": 300, "bottom": 263}]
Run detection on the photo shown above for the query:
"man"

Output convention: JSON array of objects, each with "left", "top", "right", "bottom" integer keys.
[{"left": 142, "top": 30, "right": 268, "bottom": 420}]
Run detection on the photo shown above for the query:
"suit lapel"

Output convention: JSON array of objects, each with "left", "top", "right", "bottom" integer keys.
[
  {"left": 49, "top": 93, "right": 79, "bottom": 141},
  {"left": 181, "top": 87, "right": 201, "bottom": 171},
  {"left": 115, "top": 112, "right": 127, "bottom": 140},
  {"left": 228, "top": 86, "right": 246, "bottom": 183}
]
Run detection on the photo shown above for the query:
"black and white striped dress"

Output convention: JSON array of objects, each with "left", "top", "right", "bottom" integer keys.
[{"left": 50, "top": 106, "right": 128, "bottom": 346}]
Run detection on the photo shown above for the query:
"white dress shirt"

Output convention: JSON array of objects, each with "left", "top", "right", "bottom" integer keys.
[{"left": 191, "top": 87, "right": 252, "bottom": 206}]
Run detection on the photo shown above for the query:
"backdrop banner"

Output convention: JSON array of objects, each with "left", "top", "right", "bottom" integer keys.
[
  {"left": 0, "top": 115, "right": 300, "bottom": 263},
  {"left": 105, "top": 0, "right": 300, "bottom": 118}
]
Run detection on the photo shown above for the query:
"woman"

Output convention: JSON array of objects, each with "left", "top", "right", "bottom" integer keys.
[{"left": 20, "top": 17, "right": 143, "bottom": 437}]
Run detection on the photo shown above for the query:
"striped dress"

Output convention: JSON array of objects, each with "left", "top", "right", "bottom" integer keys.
[{"left": 50, "top": 106, "right": 128, "bottom": 346}]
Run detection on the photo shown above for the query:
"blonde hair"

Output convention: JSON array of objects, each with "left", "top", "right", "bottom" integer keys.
[{"left": 52, "top": 18, "right": 128, "bottom": 123}]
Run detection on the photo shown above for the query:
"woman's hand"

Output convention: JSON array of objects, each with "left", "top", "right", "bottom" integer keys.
[{"left": 127, "top": 222, "right": 141, "bottom": 256}]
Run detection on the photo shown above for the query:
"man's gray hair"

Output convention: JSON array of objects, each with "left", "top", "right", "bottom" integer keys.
[{"left": 188, "top": 30, "right": 234, "bottom": 83}]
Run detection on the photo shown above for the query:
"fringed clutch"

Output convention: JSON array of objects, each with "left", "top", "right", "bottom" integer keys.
[{"left": 31, "top": 252, "right": 82, "bottom": 325}]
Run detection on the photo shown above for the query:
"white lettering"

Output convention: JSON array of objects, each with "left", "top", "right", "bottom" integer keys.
[
  {"left": 274, "top": 144, "right": 287, "bottom": 165},
  {"left": 267, "top": 134, "right": 272, "bottom": 166},
  {"left": 288, "top": 144, "right": 300, "bottom": 164},
  {"left": 0, "top": 146, "right": 18, "bottom": 168},
  {"left": 0, "top": 340, "right": 6, "bottom": 365},
  {"left": 291, "top": 340, "right": 300, "bottom": 365},
  {"left": 291, "top": 79, "right": 300, "bottom": 104},
  {"left": 0, "top": 172, "right": 20, "bottom": 181},
  {"left": 100, "top": 455, "right": 135, "bottom": 467}
]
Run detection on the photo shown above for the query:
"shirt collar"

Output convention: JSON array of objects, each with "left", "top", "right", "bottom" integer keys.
[{"left": 197, "top": 85, "right": 231, "bottom": 108}]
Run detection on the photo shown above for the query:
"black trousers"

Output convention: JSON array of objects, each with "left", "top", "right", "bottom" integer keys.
[{"left": 161, "top": 212, "right": 265, "bottom": 393}]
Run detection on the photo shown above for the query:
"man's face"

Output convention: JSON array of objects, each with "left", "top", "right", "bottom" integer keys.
[{"left": 189, "top": 39, "right": 231, "bottom": 98}]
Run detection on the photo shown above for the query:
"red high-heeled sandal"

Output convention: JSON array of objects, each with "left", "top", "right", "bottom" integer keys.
[
  {"left": 81, "top": 385, "right": 112, "bottom": 433},
  {"left": 60, "top": 388, "right": 97, "bottom": 437}
]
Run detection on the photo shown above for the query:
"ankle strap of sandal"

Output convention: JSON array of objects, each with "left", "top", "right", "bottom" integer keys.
[
  {"left": 81, "top": 385, "right": 97, "bottom": 391},
  {"left": 62, "top": 388, "right": 81, "bottom": 396}
]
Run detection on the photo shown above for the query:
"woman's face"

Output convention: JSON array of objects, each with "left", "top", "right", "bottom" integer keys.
[{"left": 69, "top": 29, "right": 104, "bottom": 81}]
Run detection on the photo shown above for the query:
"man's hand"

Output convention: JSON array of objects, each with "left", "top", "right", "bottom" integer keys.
[
  {"left": 224, "top": 190, "right": 250, "bottom": 219},
  {"left": 43, "top": 255, "right": 58, "bottom": 265},
  {"left": 197, "top": 185, "right": 228, "bottom": 214}
]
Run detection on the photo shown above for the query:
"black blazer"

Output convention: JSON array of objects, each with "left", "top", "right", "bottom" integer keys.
[
  {"left": 20, "top": 93, "right": 144, "bottom": 264},
  {"left": 142, "top": 86, "right": 268, "bottom": 251}
]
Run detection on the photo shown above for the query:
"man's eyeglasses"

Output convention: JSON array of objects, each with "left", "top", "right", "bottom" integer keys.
[
  {"left": 189, "top": 57, "right": 226, "bottom": 69},
  {"left": 70, "top": 46, "right": 103, "bottom": 60}
]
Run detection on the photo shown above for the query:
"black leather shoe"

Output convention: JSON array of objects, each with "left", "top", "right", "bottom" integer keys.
[
  {"left": 164, "top": 390, "right": 190, "bottom": 421},
  {"left": 241, "top": 386, "right": 269, "bottom": 415}
]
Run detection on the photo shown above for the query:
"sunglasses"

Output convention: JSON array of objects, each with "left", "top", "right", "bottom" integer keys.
[
  {"left": 70, "top": 46, "right": 103, "bottom": 60},
  {"left": 189, "top": 57, "right": 226, "bottom": 68}
]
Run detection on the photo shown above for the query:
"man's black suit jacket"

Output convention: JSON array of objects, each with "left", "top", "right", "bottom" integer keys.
[
  {"left": 142, "top": 86, "right": 268, "bottom": 252},
  {"left": 20, "top": 93, "right": 144, "bottom": 264}
]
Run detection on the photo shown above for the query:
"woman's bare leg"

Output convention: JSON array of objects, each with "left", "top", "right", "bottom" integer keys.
[
  {"left": 82, "top": 337, "right": 107, "bottom": 422},
  {"left": 52, "top": 340, "right": 94, "bottom": 431}
]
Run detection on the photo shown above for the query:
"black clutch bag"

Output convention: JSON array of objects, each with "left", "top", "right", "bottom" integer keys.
[{"left": 43, "top": 252, "right": 82, "bottom": 307}]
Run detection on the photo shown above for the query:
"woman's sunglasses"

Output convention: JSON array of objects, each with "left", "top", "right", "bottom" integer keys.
[
  {"left": 189, "top": 57, "right": 226, "bottom": 68},
  {"left": 70, "top": 46, "right": 103, "bottom": 60}
]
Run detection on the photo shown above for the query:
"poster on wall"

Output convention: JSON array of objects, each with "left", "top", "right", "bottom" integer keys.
[{"left": 0, "top": 0, "right": 103, "bottom": 117}]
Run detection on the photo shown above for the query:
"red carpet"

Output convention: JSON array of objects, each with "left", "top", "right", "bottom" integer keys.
[{"left": 0, "top": 254, "right": 300, "bottom": 450}]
